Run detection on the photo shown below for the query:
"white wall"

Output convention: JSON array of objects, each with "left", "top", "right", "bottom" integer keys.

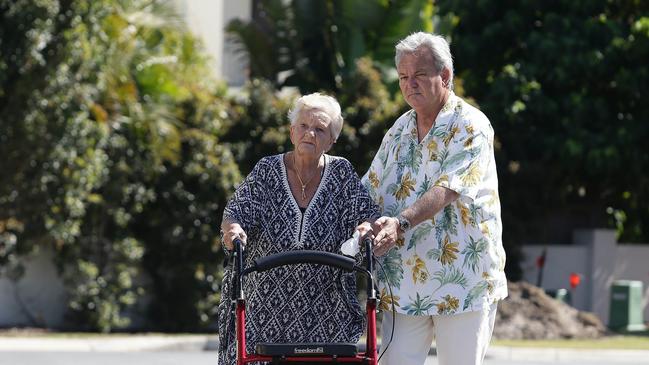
[
  {"left": 221, "top": 0, "right": 252, "bottom": 86},
  {"left": 173, "top": 0, "right": 251, "bottom": 86},
  {"left": 521, "top": 245, "right": 590, "bottom": 310},
  {"left": 0, "top": 246, "right": 66, "bottom": 328}
]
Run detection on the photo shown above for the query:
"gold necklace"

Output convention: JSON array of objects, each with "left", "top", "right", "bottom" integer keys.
[{"left": 292, "top": 153, "right": 320, "bottom": 200}]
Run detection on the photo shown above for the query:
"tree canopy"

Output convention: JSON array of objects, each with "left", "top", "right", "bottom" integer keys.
[
  {"left": 1, "top": 0, "right": 240, "bottom": 331},
  {"left": 227, "top": 0, "right": 434, "bottom": 93},
  {"left": 438, "top": 0, "right": 649, "bottom": 244}
]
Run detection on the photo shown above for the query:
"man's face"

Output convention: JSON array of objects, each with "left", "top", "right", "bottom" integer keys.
[{"left": 397, "top": 48, "right": 447, "bottom": 114}]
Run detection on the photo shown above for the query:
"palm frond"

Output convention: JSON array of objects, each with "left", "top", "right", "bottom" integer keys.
[
  {"left": 426, "top": 247, "right": 441, "bottom": 261},
  {"left": 378, "top": 249, "right": 404, "bottom": 289},
  {"left": 435, "top": 205, "right": 459, "bottom": 239},
  {"left": 463, "top": 281, "right": 489, "bottom": 310},
  {"left": 440, "top": 149, "right": 468, "bottom": 171},
  {"left": 416, "top": 175, "right": 432, "bottom": 198},
  {"left": 408, "top": 223, "right": 433, "bottom": 250},
  {"left": 401, "top": 292, "right": 435, "bottom": 315},
  {"left": 384, "top": 200, "right": 405, "bottom": 217},
  {"left": 432, "top": 266, "right": 468, "bottom": 289},
  {"left": 461, "top": 236, "right": 488, "bottom": 273},
  {"left": 380, "top": 163, "right": 395, "bottom": 185}
]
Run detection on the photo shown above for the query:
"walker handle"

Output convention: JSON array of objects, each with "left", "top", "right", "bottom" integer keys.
[
  {"left": 244, "top": 250, "right": 356, "bottom": 274},
  {"left": 233, "top": 238, "right": 245, "bottom": 300},
  {"left": 363, "top": 236, "right": 375, "bottom": 298}
]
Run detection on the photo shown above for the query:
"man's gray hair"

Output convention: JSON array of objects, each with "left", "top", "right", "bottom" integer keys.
[
  {"left": 288, "top": 92, "right": 344, "bottom": 142},
  {"left": 395, "top": 32, "right": 454, "bottom": 90}
]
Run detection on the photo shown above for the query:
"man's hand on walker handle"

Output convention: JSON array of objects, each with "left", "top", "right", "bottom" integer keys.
[
  {"left": 222, "top": 222, "right": 247, "bottom": 251},
  {"left": 372, "top": 216, "right": 401, "bottom": 256}
]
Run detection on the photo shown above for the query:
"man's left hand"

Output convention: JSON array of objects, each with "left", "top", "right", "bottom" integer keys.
[{"left": 372, "top": 216, "right": 400, "bottom": 256}]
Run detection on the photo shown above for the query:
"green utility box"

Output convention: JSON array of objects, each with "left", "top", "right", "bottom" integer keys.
[
  {"left": 608, "top": 280, "right": 646, "bottom": 332},
  {"left": 554, "top": 288, "right": 571, "bottom": 305},
  {"left": 546, "top": 288, "right": 571, "bottom": 304}
]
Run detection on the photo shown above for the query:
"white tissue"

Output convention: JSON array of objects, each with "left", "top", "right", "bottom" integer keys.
[{"left": 341, "top": 230, "right": 360, "bottom": 256}]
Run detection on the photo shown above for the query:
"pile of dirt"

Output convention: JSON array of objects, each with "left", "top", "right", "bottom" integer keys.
[{"left": 494, "top": 281, "right": 607, "bottom": 339}]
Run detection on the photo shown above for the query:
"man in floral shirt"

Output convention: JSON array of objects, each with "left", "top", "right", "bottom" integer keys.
[{"left": 361, "top": 32, "right": 507, "bottom": 365}]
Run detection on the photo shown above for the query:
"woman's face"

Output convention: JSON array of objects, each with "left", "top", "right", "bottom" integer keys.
[{"left": 290, "top": 108, "right": 334, "bottom": 158}]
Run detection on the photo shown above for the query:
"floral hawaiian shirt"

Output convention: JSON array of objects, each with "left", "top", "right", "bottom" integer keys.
[{"left": 362, "top": 92, "right": 508, "bottom": 316}]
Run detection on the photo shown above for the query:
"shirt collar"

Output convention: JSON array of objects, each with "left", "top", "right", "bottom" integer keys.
[
  {"left": 408, "top": 91, "right": 458, "bottom": 138},
  {"left": 437, "top": 90, "right": 458, "bottom": 123}
]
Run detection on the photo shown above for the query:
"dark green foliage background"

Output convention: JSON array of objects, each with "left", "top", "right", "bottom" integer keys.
[
  {"left": 437, "top": 0, "right": 649, "bottom": 245},
  {"left": 0, "top": 0, "right": 241, "bottom": 332}
]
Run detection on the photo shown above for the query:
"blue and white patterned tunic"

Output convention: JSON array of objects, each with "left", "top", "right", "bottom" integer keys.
[{"left": 218, "top": 154, "right": 379, "bottom": 364}]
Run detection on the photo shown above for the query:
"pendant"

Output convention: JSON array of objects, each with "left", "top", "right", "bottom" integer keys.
[{"left": 301, "top": 186, "right": 306, "bottom": 200}]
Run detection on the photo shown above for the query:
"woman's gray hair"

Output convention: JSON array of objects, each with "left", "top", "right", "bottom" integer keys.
[
  {"left": 288, "top": 92, "right": 344, "bottom": 142},
  {"left": 395, "top": 32, "right": 454, "bottom": 90}
]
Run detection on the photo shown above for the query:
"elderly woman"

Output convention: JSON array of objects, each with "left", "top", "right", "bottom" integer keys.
[{"left": 218, "top": 93, "right": 379, "bottom": 364}]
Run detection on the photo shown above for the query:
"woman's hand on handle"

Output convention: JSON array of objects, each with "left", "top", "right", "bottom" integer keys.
[
  {"left": 355, "top": 221, "right": 375, "bottom": 241},
  {"left": 222, "top": 221, "right": 247, "bottom": 251}
]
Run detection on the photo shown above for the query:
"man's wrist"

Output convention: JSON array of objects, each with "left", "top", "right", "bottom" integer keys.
[{"left": 395, "top": 214, "right": 411, "bottom": 234}]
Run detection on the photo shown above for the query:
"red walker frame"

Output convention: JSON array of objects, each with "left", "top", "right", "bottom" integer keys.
[{"left": 231, "top": 238, "right": 378, "bottom": 364}]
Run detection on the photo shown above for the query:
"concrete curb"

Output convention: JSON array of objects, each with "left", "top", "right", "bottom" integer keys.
[
  {"left": 0, "top": 335, "right": 218, "bottom": 352},
  {"left": 1, "top": 335, "right": 648, "bottom": 363},
  {"left": 486, "top": 346, "right": 649, "bottom": 363}
]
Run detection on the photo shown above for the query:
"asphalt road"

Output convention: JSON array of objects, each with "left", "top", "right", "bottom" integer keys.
[{"left": 0, "top": 352, "right": 644, "bottom": 365}]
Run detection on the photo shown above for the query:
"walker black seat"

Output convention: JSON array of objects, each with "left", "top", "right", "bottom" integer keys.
[{"left": 255, "top": 342, "right": 358, "bottom": 357}]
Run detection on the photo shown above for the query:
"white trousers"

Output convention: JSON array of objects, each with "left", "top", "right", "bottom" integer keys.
[{"left": 379, "top": 302, "right": 498, "bottom": 365}]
